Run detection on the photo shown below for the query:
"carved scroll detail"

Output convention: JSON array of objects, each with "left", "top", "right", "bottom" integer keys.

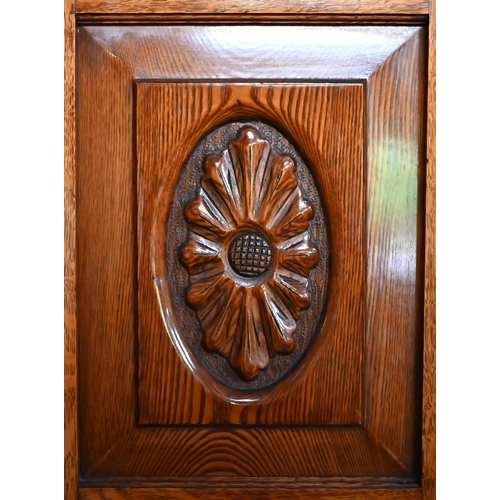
[{"left": 179, "top": 127, "right": 319, "bottom": 380}]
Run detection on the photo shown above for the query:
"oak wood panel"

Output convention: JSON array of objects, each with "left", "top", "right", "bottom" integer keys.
[
  {"left": 65, "top": 0, "right": 78, "bottom": 499},
  {"left": 83, "top": 427, "right": 408, "bottom": 479},
  {"left": 76, "top": 13, "right": 429, "bottom": 25},
  {"left": 82, "top": 25, "right": 420, "bottom": 81},
  {"left": 75, "top": 0, "right": 429, "bottom": 15},
  {"left": 76, "top": 27, "right": 137, "bottom": 472},
  {"left": 75, "top": 23, "right": 427, "bottom": 486},
  {"left": 422, "top": 1, "right": 436, "bottom": 498},
  {"left": 365, "top": 29, "right": 426, "bottom": 474},
  {"left": 80, "top": 487, "right": 422, "bottom": 500},
  {"left": 137, "top": 83, "right": 365, "bottom": 424}
]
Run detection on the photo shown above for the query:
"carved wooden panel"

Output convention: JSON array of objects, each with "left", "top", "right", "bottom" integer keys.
[
  {"left": 139, "top": 82, "right": 364, "bottom": 419},
  {"left": 76, "top": 24, "right": 426, "bottom": 492},
  {"left": 161, "top": 122, "right": 327, "bottom": 389}
]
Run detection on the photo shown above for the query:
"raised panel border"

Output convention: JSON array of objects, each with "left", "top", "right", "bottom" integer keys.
[{"left": 65, "top": 6, "right": 435, "bottom": 500}]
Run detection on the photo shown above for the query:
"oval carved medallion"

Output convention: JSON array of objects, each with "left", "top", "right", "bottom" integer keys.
[{"left": 164, "top": 122, "right": 329, "bottom": 391}]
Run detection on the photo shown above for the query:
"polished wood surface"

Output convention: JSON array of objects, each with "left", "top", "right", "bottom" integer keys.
[
  {"left": 80, "top": 487, "right": 422, "bottom": 500},
  {"left": 75, "top": 0, "right": 429, "bottom": 15},
  {"left": 176, "top": 124, "right": 322, "bottom": 382},
  {"left": 70, "top": 9, "right": 435, "bottom": 500},
  {"left": 64, "top": 1, "right": 78, "bottom": 500},
  {"left": 422, "top": 0, "right": 436, "bottom": 498},
  {"left": 82, "top": 427, "right": 410, "bottom": 479},
  {"left": 138, "top": 82, "right": 364, "bottom": 421},
  {"left": 77, "top": 27, "right": 137, "bottom": 469},
  {"left": 77, "top": 24, "right": 424, "bottom": 486},
  {"left": 365, "top": 28, "right": 426, "bottom": 475},
  {"left": 82, "top": 25, "right": 419, "bottom": 81}
]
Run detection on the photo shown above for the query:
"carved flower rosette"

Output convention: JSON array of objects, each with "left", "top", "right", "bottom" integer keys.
[{"left": 179, "top": 127, "right": 320, "bottom": 381}]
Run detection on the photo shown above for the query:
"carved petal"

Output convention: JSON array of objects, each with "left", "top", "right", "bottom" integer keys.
[
  {"left": 202, "top": 285, "right": 244, "bottom": 357},
  {"left": 228, "top": 127, "right": 271, "bottom": 221},
  {"left": 228, "top": 288, "right": 269, "bottom": 380},
  {"left": 184, "top": 189, "right": 233, "bottom": 242},
  {"left": 270, "top": 195, "right": 315, "bottom": 240},
  {"left": 179, "top": 236, "right": 222, "bottom": 276},
  {"left": 269, "top": 269, "right": 312, "bottom": 321},
  {"left": 257, "top": 154, "right": 299, "bottom": 226},
  {"left": 201, "top": 152, "right": 241, "bottom": 227},
  {"left": 260, "top": 284, "right": 296, "bottom": 356},
  {"left": 278, "top": 233, "right": 320, "bottom": 276}
]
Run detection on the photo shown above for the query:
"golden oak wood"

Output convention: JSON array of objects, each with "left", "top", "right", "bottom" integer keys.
[
  {"left": 71, "top": 11, "right": 435, "bottom": 500},
  {"left": 137, "top": 82, "right": 365, "bottom": 424},
  {"left": 80, "top": 25, "right": 420, "bottom": 81},
  {"left": 75, "top": 0, "right": 429, "bottom": 15},
  {"left": 64, "top": 1, "right": 78, "bottom": 500},
  {"left": 76, "top": 27, "right": 137, "bottom": 470},
  {"left": 422, "top": 0, "right": 436, "bottom": 498},
  {"left": 364, "top": 28, "right": 426, "bottom": 475},
  {"left": 79, "top": 487, "right": 422, "bottom": 500},
  {"left": 177, "top": 126, "right": 321, "bottom": 381},
  {"left": 83, "top": 427, "right": 408, "bottom": 479}
]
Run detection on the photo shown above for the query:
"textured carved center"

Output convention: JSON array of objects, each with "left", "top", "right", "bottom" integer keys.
[{"left": 229, "top": 233, "right": 272, "bottom": 277}]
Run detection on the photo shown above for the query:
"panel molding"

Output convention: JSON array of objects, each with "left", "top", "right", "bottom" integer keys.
[
  {"left": 75, "top": 21, "right": 428, "bottom": 491},
  {"left": 80, "top": 25, "right": 420, "bottom": 81},
  {"left": 75, "top": 0, "right": 429, "bottom": 15}
]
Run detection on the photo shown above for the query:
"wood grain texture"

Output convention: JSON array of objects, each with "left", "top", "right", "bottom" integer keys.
[
  {"left": 65, "top": 0, "right": 78, "bottom": 499},
  {"left": 177, "top": 125, "right": 321, "bottom": 382},
  {"left": 76, "top": 22, "right": 427, "bottom": 487},
  {"left": 137, "top": 83, "right": 364, "bottom": 422},
  {"left": 422, "top": 1, "right": 436, "bottom": 498},
  {"left": 83, "top": 427, "right": 408, "bottom": 479},
  {"left": 76, "top": 27, "right": 137, "bottom": 472},
  {"left": 365, "top": 29, "right": 426, "bottom": 475},
  {"left": 79, "top": 487, "right": 422, "bottom": 500},
  {"left": 82, "top": 25, "right": 420, "bottom": 81},
  {"left": 75, "top": 0, "right": 429, "bottom": 15}
]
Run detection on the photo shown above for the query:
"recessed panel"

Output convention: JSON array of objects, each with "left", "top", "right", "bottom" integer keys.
[{"left": 137, "top": 82, "right": 365, "bottom": 425}]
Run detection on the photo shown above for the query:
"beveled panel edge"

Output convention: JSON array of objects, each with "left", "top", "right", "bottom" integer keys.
[
  {"left": 364, "top": 27, "right": 426, "bottom": 474},
  {"left": 79, "top": 25, "right": 421, "bottom": 81},
  {"left": 75, "top": 0, "right": 429, "bottom": 15},
  {"left": 80, "top": 427, "right": 415, "bottom": 480}
]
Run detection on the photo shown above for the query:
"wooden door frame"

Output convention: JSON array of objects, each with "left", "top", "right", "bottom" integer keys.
[{"left": 64, "top": 1, "right": 435, "bottom": 498}]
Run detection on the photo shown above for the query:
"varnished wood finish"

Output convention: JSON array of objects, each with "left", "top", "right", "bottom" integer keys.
[
  {"left": 81, "top": 25, "right": 420, "bottom": 81},
  {"left": 176, "top": 125, "right": 321, "bottom": 382},
  {"left": 64, "top": 0, "right": 78, "bottom": 499},
  {"left": 77, "top": 27, "right": 137, "bottom": 470},
  {"left": 80, "top": 487, "right": 422, "bottom": 500},
  {"left": 138, "top": 83, "right": 364, "bottom": 419},
  {"left": 75, "top": 0, "right": 429, "bottom": 15},
  {"left": 73, "top": 17, "right": 432, "bottom": 499},
  {"left": 422, "top": 1, "right": 436, "bottom": 498},
  {"left": 83, "top": 427, "right": 408, "bottom": 479},
  {"left": 365, "top": 28, "right": 426, "bottom": 475}
]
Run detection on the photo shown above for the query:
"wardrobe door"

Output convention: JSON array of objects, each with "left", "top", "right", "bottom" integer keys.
[{"left": 75, "top": 24, "right": 427, "bottom": 499}]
